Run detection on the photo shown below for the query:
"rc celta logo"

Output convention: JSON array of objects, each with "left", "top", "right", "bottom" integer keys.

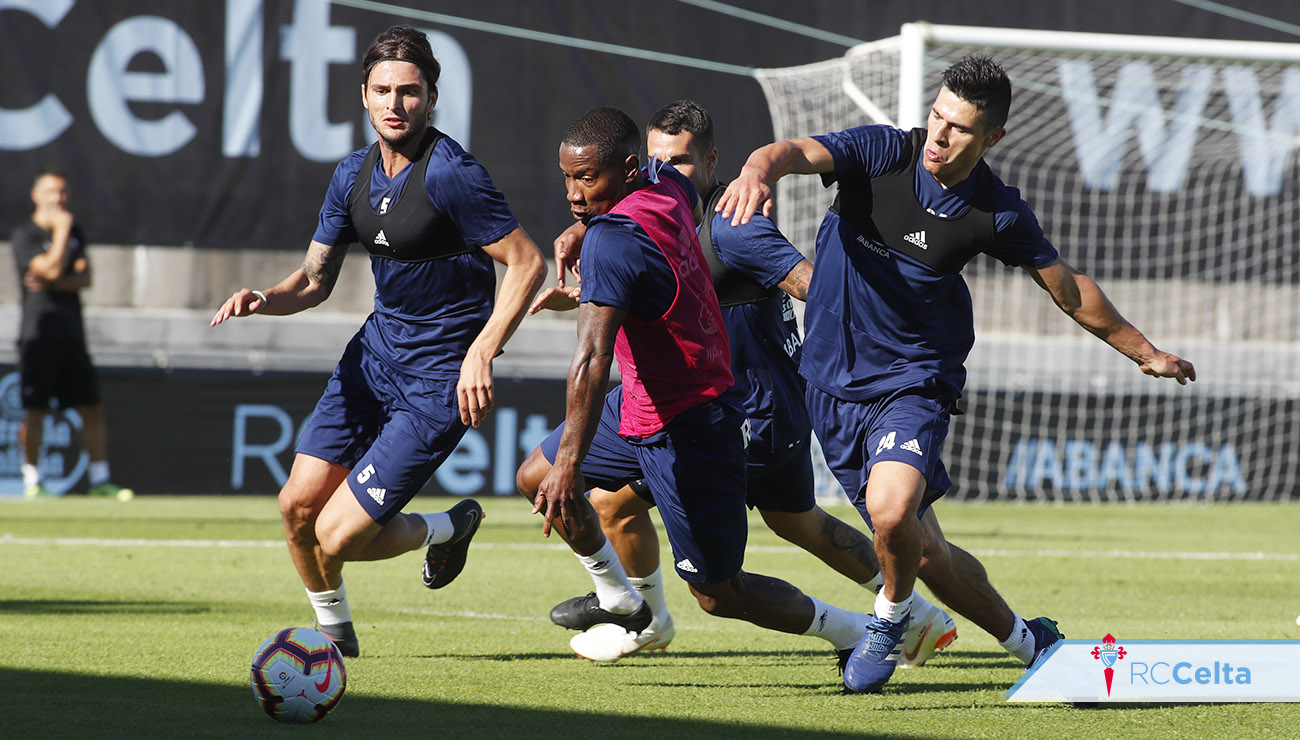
[
  {"left": 1007, "top": 638, "right": 1300, "bottom": 703},
  {"left": 1092, "top": 634, "right": 1126, "bottom": 696}
]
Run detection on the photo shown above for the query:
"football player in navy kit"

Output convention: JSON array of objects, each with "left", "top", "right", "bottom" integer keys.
[
  {"left": 719, "top": 55, "right": 1195, "bottom": 693},
  {"left": 538, "top": 101, "right": 957, "bottom": 668},
  {"left": 212, "top": 26, "right": 545, "bottom": 657},
  {"left": 511, "top": 106, "right": 873, "bottom": 666}
]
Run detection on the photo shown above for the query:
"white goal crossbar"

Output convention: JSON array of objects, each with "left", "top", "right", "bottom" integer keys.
[{"left": 898, "top": 22, "right": 1300, "bottom": 127}]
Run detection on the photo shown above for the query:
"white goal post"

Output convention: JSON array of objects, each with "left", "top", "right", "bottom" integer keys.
[{"left": 758, "top": 24, "right": 1300, "bottom": 503}]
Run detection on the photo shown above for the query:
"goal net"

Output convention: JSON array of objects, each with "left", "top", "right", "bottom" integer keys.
[{"left": 759, "top": 24, "right": 1300, "bottom": 503}]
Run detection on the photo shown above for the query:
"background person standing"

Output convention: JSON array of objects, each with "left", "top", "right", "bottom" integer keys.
[{"left": 12, "top": 170, "right": 132, "bottom": 501}]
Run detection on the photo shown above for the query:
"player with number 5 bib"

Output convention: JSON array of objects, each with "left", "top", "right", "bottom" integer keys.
[{"left": 210, "top": 26, "right": 544, "bottom": 658}]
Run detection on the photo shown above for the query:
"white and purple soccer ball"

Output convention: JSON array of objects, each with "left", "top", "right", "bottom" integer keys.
[{"left": 249, "top": 627, "right": 347, "bottom": 723}]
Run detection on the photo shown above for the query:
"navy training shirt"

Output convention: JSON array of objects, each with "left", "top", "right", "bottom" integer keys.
[
  {"left": 313, "top": 135, "right": 519, "bottom": 376},
  {"left": 803, "top": 124, "right": 1059, "bottom": 402},
  {"left": 706, "top": 199, "right": 810, "bottom": 465}
]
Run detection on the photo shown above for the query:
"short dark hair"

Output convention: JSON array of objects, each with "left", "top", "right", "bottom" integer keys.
[
  {"left": 941, "top": 54, "right": 1012, "bottom": 130},
  {"left": 562, "top": 107, "right": 640, "bottom": 164},
  {"left": 362, "top": 26, "right": 441, "bottom": 93},
  {"left": 647, "top": 100, "right": 714, "bottom": 153},
  {"left": 32, "top": 168, "right": 67, "bottom": 187}
]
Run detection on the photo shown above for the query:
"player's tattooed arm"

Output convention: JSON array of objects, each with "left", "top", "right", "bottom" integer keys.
[
  {"left": 301, "top": 240, "right": 350, "bottom": 298},
  {"left": 211, "top": 239, "right": 349, "bottom": 324},
  {"left": 777, "top": 259, "right": 813, "bottom": 302}
]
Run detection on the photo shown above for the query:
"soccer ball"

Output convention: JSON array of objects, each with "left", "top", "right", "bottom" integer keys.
[{"left": 249, "top": 627, "right": 347, "bottom": 723}]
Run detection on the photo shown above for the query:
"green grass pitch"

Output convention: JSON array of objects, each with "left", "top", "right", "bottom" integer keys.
[{"left": 2, "top": 495, "right": 1297, "bottom": 739}]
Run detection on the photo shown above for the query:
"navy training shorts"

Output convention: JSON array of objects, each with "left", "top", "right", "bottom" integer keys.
[
  {"left": 744, "top": 436, "right": 815, "bottom": 513},
  {"left": 540, "top": 386, "right": 749, "bottom": 584},
  {"left": 296, "top": 336, "right": 468, "bottom": 525},
  {"left": 629, "top": 436, "right": 815, "bottom": 515},
  {"left": 805, "top": 384, "right": 952, "bottom": 529}
]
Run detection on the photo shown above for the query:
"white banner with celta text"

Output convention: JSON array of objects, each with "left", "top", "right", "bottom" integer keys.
[{"left": 1007, "top": 638, "right": 1300, "bottom": 703}]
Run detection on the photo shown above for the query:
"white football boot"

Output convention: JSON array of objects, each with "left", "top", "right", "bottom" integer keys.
[
  {"left": 895, "top": 600, "right": 957, "bottom": 668},
  {"left": 569, "top": 618, "right": 675, "bottom": 664}
]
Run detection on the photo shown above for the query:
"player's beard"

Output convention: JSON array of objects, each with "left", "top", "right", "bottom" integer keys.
[
  {"left": 378, "top": 123, "right": 423, "bottom": 150},
  {"left": 373, "top": 105, "right": 431, "bottom": 150}
]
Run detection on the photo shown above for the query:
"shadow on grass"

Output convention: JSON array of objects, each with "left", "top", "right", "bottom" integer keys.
[
  {"left": 446, "top": 647, "right": 1016, "bottom": 666},
  {"left": 920, "top": 650, "right": 1021, "bottom": 668},
  {"left": 0, "top": 599, "right": 212, "bottom": 615},
  {"left": 442, "top": 648, "right": 857, "bottom": 662},
  {"left": 0, "top": 667, "right": 955, "bottom": 740},
  {"left": 434, "top": 648, "right": 1017, "bottom": 697}
]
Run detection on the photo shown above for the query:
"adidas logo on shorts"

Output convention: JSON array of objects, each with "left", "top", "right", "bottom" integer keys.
[
  {"left": 901, "top": 438, "right": 924, "bottom": 456},
  {"left": 367, "top": 487, "right": 386, "bottom": 504},
  {"left": 676, "top": 558, "right": 698, "bottom": 574}
]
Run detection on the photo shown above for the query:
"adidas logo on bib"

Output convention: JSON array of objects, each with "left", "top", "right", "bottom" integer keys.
[
  {"left": 374, "top": 230, "right": 390, "bottom": 247},
  {"left": 903, "top": 230, "right": 927, "bottom": 250}
]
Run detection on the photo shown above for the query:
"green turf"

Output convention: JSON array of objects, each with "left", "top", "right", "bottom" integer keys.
[{"left": 1, "top": 496, "right": 1297, "bottom": 739}]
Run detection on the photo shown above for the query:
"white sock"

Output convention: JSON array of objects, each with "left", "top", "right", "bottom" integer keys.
[
  {"left": 307, "top": 581, "right": 353, "bottom": 627},
  {"left": 910, "top": 590, "right": 938, "bottom": 621},
  {"left": 576, "top": 539, "right": 642, "bottom": 614},
  {"left": 861, "top": 573, "right": 884, "bottom": 594},
  {"left": 89, "top": 461, "right": 110, "bottom": 486},
  {"left": 999, "top": 614, "right": 1034, "bottom": 665},
  {"left": 803, "top": 596, "right": 871, "bottom": 650},
  {"left": 22, "top": 464, "right": 40, "bottom": 487},
  {"left": 874, "top": 589, "right": 913, "bottom": 624},
  {"left": 418, "top": 512, "right": 455, "bottom": 547},
  {"left": 628, "top": 568, "right": 671, "bottom": 631}
]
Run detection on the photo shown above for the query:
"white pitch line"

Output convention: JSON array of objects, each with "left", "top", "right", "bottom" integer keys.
[
  {"left": 386, "top": 605, "right": 734, "bottom": 631},
  {"left": 1, "top": 534, "right": 1296, "bottom": 562},
  {"left": 388, "top": 606, "right": 550, "bottom": 623},
  {"left": 968, "top": 547, "right": 1300, "bottom": 562},
  {"left": 0, "top": 535, "right": 561, "bottom": 550},
  {"left": 0, "top": 534, "right": 286, "bottom": 548}
]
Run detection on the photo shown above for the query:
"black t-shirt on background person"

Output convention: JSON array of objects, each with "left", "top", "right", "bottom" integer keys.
[{"left": 11, "top": 221, "right": 87, "bottom": 345}]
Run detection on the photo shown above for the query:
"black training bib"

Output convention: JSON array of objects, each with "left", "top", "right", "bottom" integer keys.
[
  {"left": 829, "top": 128, "right": 996, "bottom": 275},
  {"left": 348, "top": 127, "right": 473, "bottom": 263}
]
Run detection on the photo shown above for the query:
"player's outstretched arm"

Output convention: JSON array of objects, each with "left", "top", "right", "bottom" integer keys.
[
  {"left": 529, "top": 285, "right": 582, "bottom": 315},
  {"left": 460, "top": 226, "right": 547, "bottom": 427},
  {"left": 553, "top": 220, "right": 586, "bottom": 288},
  {"left": 1026, "top": 259, "right": 1196, "bottom": 385},
  {"left": 533, "top": 301, "right": 623, "bottom": 538},
  {"left": 535, "top": 222, "right": 588, "bottom": 314},
  {"left": 209, "top": 240, "right": 348, "bottom": 326},
  {"left": 717, "top": 138, "right": 835, "bottom": 226}
]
